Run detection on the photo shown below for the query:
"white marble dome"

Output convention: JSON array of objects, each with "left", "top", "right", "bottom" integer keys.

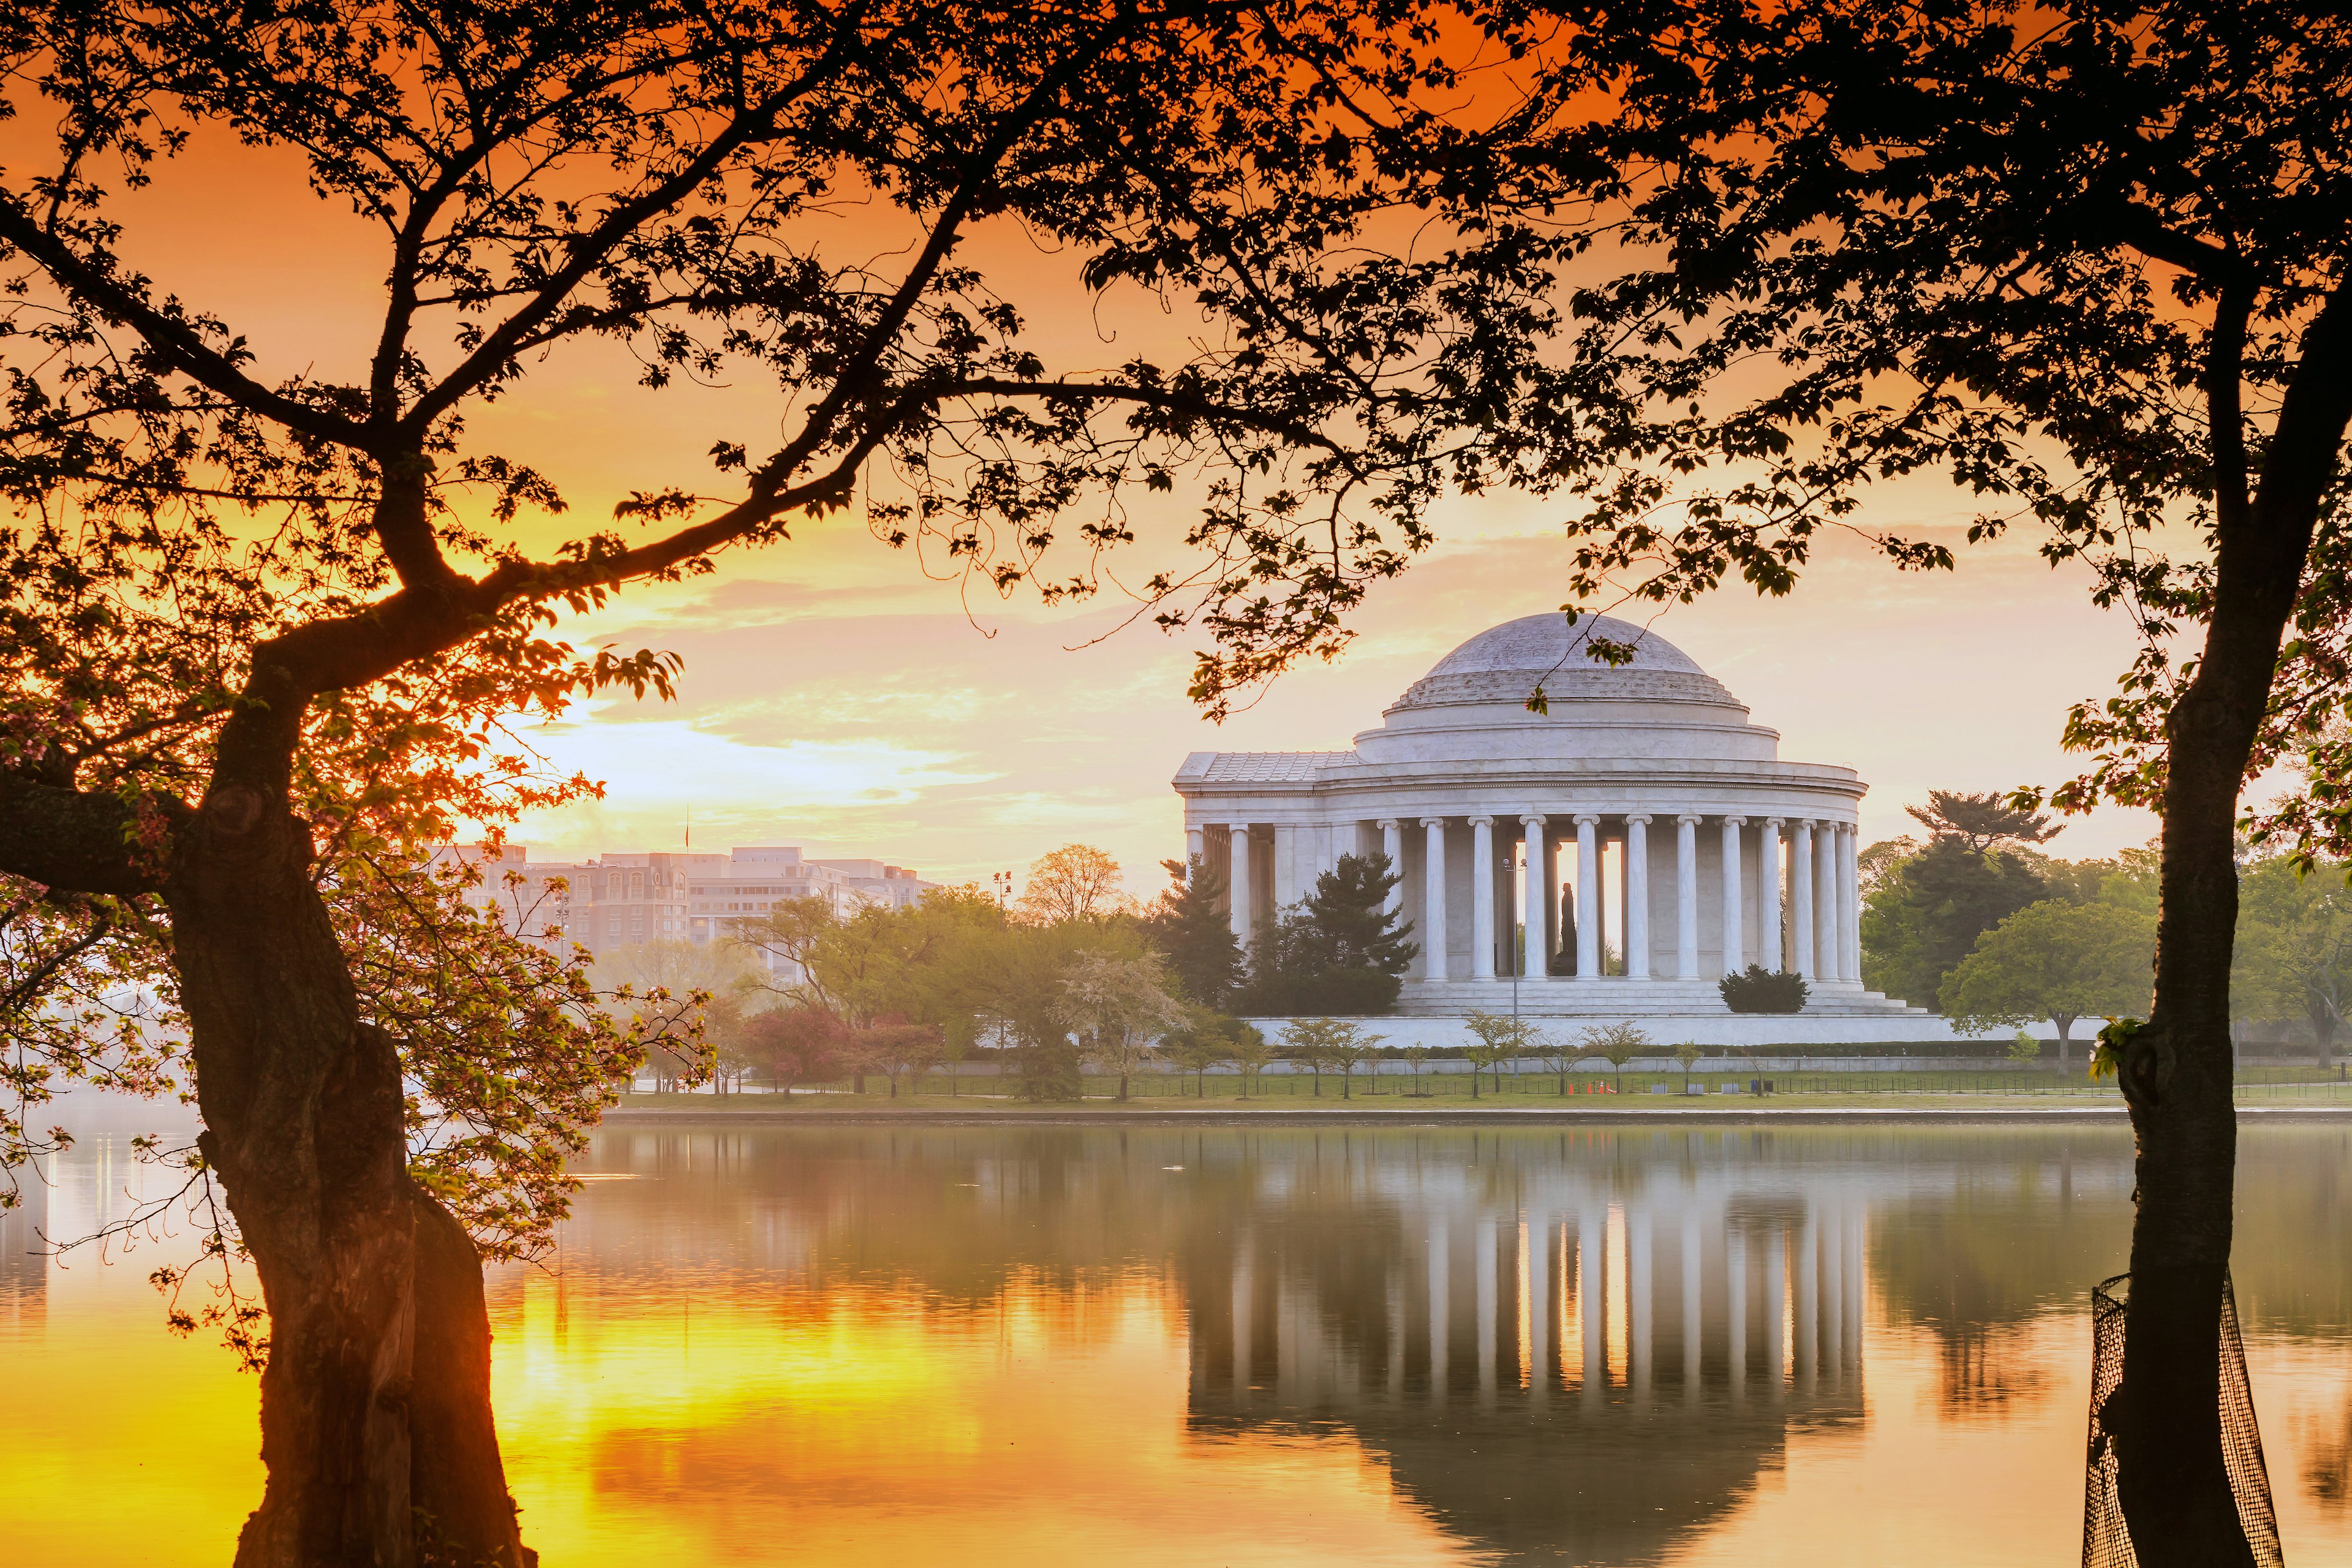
[
  {"left": 1171, "top": 608, "right": 1915, "bottom": 1030},
  {"left": 1364, "top": 611, "right": 1757, "bottom": 764},
  {"left": 1424, "top": 610, "right": 1704, "bottom": 677}
]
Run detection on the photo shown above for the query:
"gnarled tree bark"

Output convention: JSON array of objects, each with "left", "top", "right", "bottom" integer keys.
[
  {"left": 167, "top": 781, "right": 529, "bottom": 1566},
  {"left": 2114, "top": 281, "right": 2352, "bottom": 1567}
]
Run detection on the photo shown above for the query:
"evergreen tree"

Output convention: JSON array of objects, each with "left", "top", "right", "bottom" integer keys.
[
  {"left": 1292, "top": 854, "right": 1417, "bottom": 976},
  {"left": 1862, "top": 802, "right": 2053, "bottom": 1009},
  {"left": 1142, "top": 858, "right": 1244, "bottom": 1007},
  {"left": 1238, "top": 854, "right": 1417, "bottom": 1016},
  {"left": 1904, "top": 790, "right": 2060, "bottom": 851}
]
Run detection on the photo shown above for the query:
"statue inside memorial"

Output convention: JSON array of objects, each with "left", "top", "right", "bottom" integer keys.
[{"left": 1548, "top": 885, "right": 1579, "bottom": 975}]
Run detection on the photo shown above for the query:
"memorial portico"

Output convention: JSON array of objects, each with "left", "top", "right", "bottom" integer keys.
[{"left": 1173, "top": 612, "right": 1918, "bottom": 1028}]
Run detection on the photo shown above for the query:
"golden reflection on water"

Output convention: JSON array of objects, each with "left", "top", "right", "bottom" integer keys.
[
  {"left": 4, "top": 1122, "right": 2350, "bottom": 1566},
  {"left": 489, "top": 1269, "right": 1464, "bottom": 1567}
]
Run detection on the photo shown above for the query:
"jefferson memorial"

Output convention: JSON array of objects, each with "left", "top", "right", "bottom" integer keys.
[{"left": 1174, "top": 612, "right": 1975, "bottom": 1044}]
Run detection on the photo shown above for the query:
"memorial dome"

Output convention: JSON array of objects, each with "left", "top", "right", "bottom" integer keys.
[
  {"left": 1171, "top": 606, "right": 1904, "bottom": 1032},
  {"left": 1390, "top": 612, "right": 1743, "bottom": 717}
]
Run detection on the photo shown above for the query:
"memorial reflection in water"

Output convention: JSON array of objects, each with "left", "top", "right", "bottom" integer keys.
[
  {"left": 7, "top": 1121, "right": 2351, "bottom": 1567},
  {"left": 1186, "top": 1136, "right": 1868, "bottom": 1562}
]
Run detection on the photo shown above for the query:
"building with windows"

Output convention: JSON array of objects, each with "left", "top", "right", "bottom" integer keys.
[
  {"left": 1174, "top": 612, "right": 1988, "bottom": 1044},
  {"left": 431, "top": 841, "right": 937, "bottom": 974}
]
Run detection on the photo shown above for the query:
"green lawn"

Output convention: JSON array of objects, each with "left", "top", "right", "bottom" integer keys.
[{"left": 614, "top": 1066, "right": 2351, "bottom": 1114}]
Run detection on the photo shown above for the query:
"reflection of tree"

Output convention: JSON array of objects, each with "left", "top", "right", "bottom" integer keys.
[
  {"left": 502, "top": 1123, "right": 2345, "bottom": 1564},
  {"left": 2299, "top": 1396, "right": 2351, "bottom": 1517},
  {"left": 1864, "top": 1130, "right": 2132, "bottom": 1420},
  {"left": 1934, "top": 1330, "right": 2051, "bottom": 1420},
  {"left": 0, "top": 1163, "right": 44, "bottom": 1332},
  {"left": 2232, "top": 1128, "right": 2352, "bottom": 1339}
]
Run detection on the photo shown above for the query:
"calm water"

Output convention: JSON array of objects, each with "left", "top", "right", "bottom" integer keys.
[{"left": 6, "top": 1121, "right": 2350, "bottom": 1565}]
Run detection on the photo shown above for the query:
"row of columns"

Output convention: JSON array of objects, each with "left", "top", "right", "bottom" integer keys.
[
  {"left": 1213, "top": 812, "right": 1863, "bottom": 982},
  {"left": 1215, "top": 1199, "right": 1866, "bottom": 1405}
]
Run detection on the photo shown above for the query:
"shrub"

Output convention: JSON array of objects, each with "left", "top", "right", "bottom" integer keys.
[
  {"left": 1235, "top": 963, "right": 1401, "bottom": 1017},
  {"left": 1720, "top": 965, "right": 1809, "bottom": 1014},
  {"left": 1015, "top": 1034, "right": 1084, "bottom": 1100}
]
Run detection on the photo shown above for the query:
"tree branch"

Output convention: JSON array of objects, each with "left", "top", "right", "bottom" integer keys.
[
  {"left": 0, "top": 775, "right": 176, "bottom": 895},
  {"left": 0, "top": 193, "right": 371, "bottom": 453},
  {"left": 391, "top": 17, "right": 866, "bottom": 440},
  {"left": 946, "top": 377, "right": 1357, "bottom": 462},
  {"left": 0, "top": 910, "right": 118, "bottom": 1012}
]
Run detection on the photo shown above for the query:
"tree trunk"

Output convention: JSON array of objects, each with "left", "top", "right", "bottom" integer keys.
[
  {"left": 2113, "top": 385, "right": 2315, "bottom": 1567},
  {"left": 1340, "top": 1068, "right": 1350, "bottom": 1099},
  {"left": 2055, "top": 1016, "right": 2074, "bottom": 1074},
  {"left": 1117, "top": 1072, "right": 1129, "bottom": 1102},
  {"left": 169, "top": 790, "right": 529, "bottom": 1568}
]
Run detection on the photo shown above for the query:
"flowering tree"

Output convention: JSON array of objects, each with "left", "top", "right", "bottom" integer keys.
[
  {"left": 1063, "top": 949, "right": 1180, "bottom": 1100},
  {"left": 1483, "top": 9, "right": 2352, "bottom": 1549},
  {"left": 1014, "top": 845, "right": 1136, "bottom": 926},
  {"left": 1280, "top": 1016, "right": 1384, "bottom": 1098},
  {"left": 1461, "top": 1009, "right": 1537, "bottom": 1099},
  {"left": 0, "top": 1, "right": 1581, "bottom": 1558}
]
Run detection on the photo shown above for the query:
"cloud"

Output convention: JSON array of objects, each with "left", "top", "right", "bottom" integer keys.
[{"left": 497, "top": 499, "right": 2168, "bottom": 891}]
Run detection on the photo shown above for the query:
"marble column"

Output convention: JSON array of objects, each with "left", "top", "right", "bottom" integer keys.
[
  {"left": 1758, "top": 817, "right": 1783, "bottom": 971},
  {"left": 1422, "top": 817, "right": 1450, "bottom": 981},
  {"left": 1379, "top": 819, "right": 1403, "bottom": 920},
  {"left": 1676, "top": 815, "right": 1702, "bottom": 979},
  {"left": 1186, "top": 824, "right": 1205, "bottom": 878},
  {"left": 1625, "top": 814, "right": 1653, "bottom": 978},
  {"left": 1476, "top": 1216, "right": 1498, "bottom": 1396},
  {"left": 1792, "top": 820, "right": 1816, "bottom": 979},
  {"left": 1529, "top": 1214, "right": 1553, "bottom": 1395},
  {"left": 1522, "top": 815, "right": 1548, "bottom": 979},
  {"left": 1228, "top": 823, "right": 1254, "bottom": 946},
  {"left": 1629, "top": 1204, "right": 1654, "bottom": 1398},
  {"left": 1427, "top": 1216, "right": 1450, "bottom": 1400},
  {"left": 1815, "top": 1204, "right": 1834, "bottom": 1373},
  {"left": 1232, "top": 1235, "right": 1254, "bottom": 1396},
  {"left": 1273, "top": 823, "right": 1298, "bottom": 912},
  {"left": 1575, "top": 814, "right": 1602, "bottom": 978},
  {"left": 1581, "top": 1201, "right": 1606, "bottom": 1394},
  {"left": 1727, "top": 1226, "right": 1748, "bottom": 1395},
  {"left": 1796, "top": 1212, "right": 1818, "bottom": 1389},
  {"left": 1841, "top": 824, "right": 1863, "bottom": 980},
  {"left": 1387, "top": 1269, "right": 1406, "bottom": 1397},
  {"left": 1844, "top": 1205, "right": 1866, "bottom": 1374},
  {"left": 1720, "top": 816, "right": 1746, "bottom": 974},
  {"left": 1815, "top": 821, "right": 1841, "bottom": 982},
  {"left": 1681, "top": 1208, "right": 1703, "bottom": 1401},
  {"left": 1471, "top": 816, "right": 1497, "bottom": 979}
]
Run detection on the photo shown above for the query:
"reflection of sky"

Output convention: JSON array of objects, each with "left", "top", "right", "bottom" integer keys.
[{"left": 5, "top": 1125, "right": 2350, "bottom": 1566}]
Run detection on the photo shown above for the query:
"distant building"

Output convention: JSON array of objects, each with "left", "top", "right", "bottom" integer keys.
[{"left": 428, "top": 842, "right": 938, "bottom": 976}]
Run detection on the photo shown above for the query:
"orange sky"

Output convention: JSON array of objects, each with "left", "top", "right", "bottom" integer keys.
[{"left": 3, "top": 73, "right": 2193, "bottom": 894}]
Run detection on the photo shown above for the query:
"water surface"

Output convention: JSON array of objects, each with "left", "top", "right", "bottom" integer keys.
[{"left": 6, "top": 1121, "right": 2349, "bottom": 1564}]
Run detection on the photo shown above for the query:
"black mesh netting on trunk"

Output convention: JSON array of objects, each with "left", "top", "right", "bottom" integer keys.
[{"left": 2082, "top": 1272, "right": 2283, "bottom": 1567}]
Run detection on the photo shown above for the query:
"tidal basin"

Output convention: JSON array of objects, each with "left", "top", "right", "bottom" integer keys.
[{"left": 7, "top": 1121, "right": 2350, "bottom": 1566}]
